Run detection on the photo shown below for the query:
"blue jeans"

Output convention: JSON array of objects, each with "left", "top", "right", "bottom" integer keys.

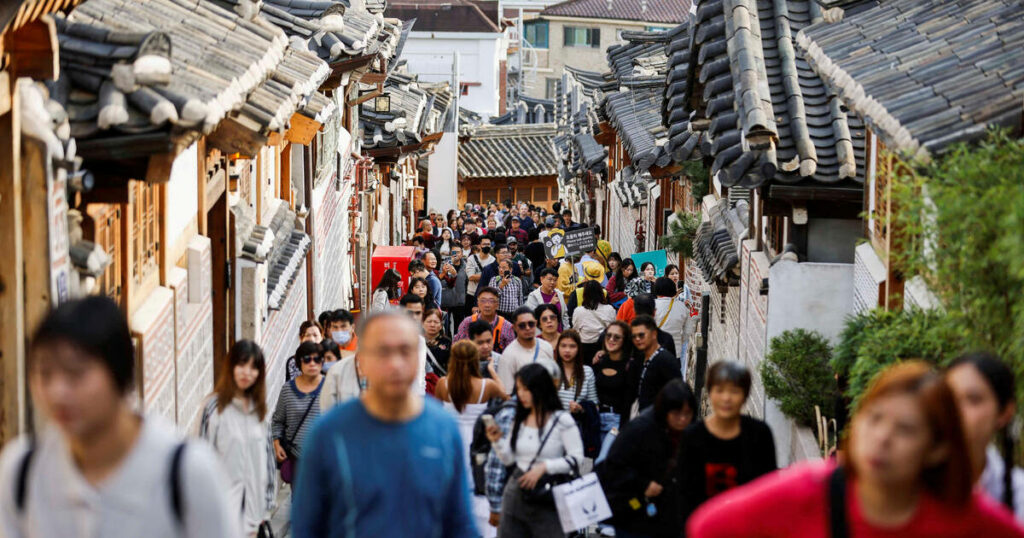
[{"left": 596, "top": 412, "right": 620, "bottom": 464}]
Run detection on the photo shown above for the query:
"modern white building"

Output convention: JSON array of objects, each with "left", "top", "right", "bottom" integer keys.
[{"left": 387, "top": 0, "right": 507, "bottom": 119}]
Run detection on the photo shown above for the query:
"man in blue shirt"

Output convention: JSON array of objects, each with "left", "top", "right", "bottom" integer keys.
[{"left": 292, "top": 310, "right": 477, "bottom": 538}]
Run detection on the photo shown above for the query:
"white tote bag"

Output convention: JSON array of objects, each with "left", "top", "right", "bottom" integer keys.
[{"left": 552, "top": 472, "right": 613, "bottom": 533}]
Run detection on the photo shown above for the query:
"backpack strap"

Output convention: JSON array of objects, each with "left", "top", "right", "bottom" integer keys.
[
  {"left": 15, "top": 442, "right": 35, "bottom": 514},
  {"left": 828, "top": 466, "right": 848, "bottom": 538},
  {"left": 170, "top": 442, "right": 187, "bottom": 526}
]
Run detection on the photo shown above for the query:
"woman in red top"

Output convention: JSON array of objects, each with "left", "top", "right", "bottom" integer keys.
[{"left": 688, "top": 361, "right": 1024, "bottom": 538}]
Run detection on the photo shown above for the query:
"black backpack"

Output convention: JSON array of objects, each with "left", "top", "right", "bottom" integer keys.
[
  {"left": 469, "top": 397, "right": 515, "bottom": 495},
  {"left": 16, "top": 440, "right": 189, "bottom": 525}
]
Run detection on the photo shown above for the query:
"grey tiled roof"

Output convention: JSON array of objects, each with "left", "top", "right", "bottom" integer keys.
[
  {"left": 54, "top": 0, "right": 329, "bottom": 143},
  {"left": 490, "top": 97, "right": 555, "bottom": 125},
  {"left": 662, "top": 22, "right": 699, "bottom": 163},
  {"left": 600, "top": 26, "right": 680, "bottom": 172},
  {"left": 360, "top": 72, "right": 451, "bottom": 149},
  {"left": 259, "top": 0, "right": 402, "bottom": 64},
  {"left": 541, "top": 0, "right": 691, "bottom": 25},
  {"left": 693, "top": 197, "right": 748, "bottom": 286},
  {"left": 686, "top": 0, "right": 866, "bottom": 188},
  {"left": 233, "top": 201, "right": 312, "bottom": 311},
  {"left": 797, "top": 0, "right": 1024, "bottom": 162},
  {"left": 458, "top": 123, "right": 558, "bottom": 179}
]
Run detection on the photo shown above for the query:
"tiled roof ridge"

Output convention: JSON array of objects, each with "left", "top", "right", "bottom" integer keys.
[{"left": 541, "top": 0, "right": 691, "bottom": 24}]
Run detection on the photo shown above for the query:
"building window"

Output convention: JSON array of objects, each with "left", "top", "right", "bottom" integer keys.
[
  {"left": 131, "top": 181, "right": 161, "bottom": 287},
  {"left": 564, "top": 26, "right": 600, "bottom": 48},
  {"left": 645, "top": 26, "right": 671, "bottom": 32},
  {"left": 93, "top": 204, "right": 123, "bottom": 306},
  {"left": 482, "top": 189, "right": 499, "bottom": 204},
  {"left": 533, "top": 186, "right": 549, "bottom": 202},
  {"left": 524, "top": 20, "right": 549, "bottom": 48},
  {"left": 545, "top": 78, "right": 559, "bottom": 99}
]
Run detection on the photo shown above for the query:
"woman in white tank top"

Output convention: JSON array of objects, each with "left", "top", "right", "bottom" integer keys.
[{"left": 435, "top": 341, "right": 508, "bottom": 536}]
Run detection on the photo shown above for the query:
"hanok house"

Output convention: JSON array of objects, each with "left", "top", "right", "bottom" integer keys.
[
  {"left": 796, "top": 0, "right": 1024, "bottom": 314},
  {"left": 679, "top": 0, "right": 870, "bottom": 464},
  {"left": 358, "top": 68, "right": 452, "bottom": 304},
  {"left": 37, "top": 0, "right": 404, "bottom": 429},
  {"left": 251, "top": 0, "right": 406, "bottom": 372},
  {"left": 552, "top": 25, "right": 692, "bottom": 257},
  {"left": 1, "top": 0, "right": 92, "bottom": 442},
  {"left": 457, "top": 123, "right": 560, "bottom": 210}
]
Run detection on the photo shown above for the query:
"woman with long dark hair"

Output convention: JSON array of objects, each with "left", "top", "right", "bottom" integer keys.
[
  {"left": 593, "top": 320, "right": 634, "bottom": 439},
  {"left": 607, "top": 258, "right": 637, "bottom": 304},
  {"left": 486, "top": 363, "right": 583, "bottom": 536},
  {"left": 947, "top": 352, "right": 1024, "bottom": 520},
  {"left": 625, "top": 262, "right": 657, "bottom": 298},
  {"left": 688, "top": 361, "right": 1023, "bottom": 537},
  {"left": 572, "top": 280, "right": 617, "bottom": 364},
  {"left": 606, "top": 252, "right": 623, "bottom": 279},
  {"left": 410, "top": 276, "right": 438, "bottom": 310},
  {"left": 554, "top": 329, "right": 597, "bottom": 414},
  {"left": 436, "top": 341, "right": 507, "bottom": 536},
  {"left": 199, "top": 340, "right": 276, "bottom": 536},
  {"left": 601, "top": 380, "right": 697, "bottom": 537},
  {"left": 271, "top": 341, "right": 325, "bottom": 486},
  {"left": 372, "top": 268, "right": 402, "bottom": 311}
]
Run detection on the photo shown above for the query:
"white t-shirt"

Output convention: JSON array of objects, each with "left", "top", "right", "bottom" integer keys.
[
  {"left": 0, "top": 415, "right": 240, "bottom": 538},
  {"left": 465, "top": 254, "right": 495, "bottom": 295},
  {"left": 571, "top": 304, "right": 617, "bottom": 344},
  {"left": 497, "top": 338, "right": 554, "bottom": 390},
  {"left": 655, "top": 295, "right": 692, "bottom": 364},
  {"left": 494, "top": 411, "right": 583, "bottom": 473}
]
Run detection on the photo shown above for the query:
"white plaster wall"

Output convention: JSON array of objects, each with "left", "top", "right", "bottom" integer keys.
[
  {"left": 166, "top": 143, "right": 198, "bottom": 248},
  {"left": 765, "top": 260, "right": 855, "bottom": 345},
  {"left": 402, "top": 33, "right": 503, "bottom": 118},
  {"left": 427, "top": 132, "right": 459, "bottom": 213}
]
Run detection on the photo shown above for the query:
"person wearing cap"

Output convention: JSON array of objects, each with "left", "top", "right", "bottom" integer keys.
[
  {"left": 507, "top": 216, "right": 528, "bottom": 244},
  {"left": 508, "top": 236, "right": 532, "bottom": 283}
]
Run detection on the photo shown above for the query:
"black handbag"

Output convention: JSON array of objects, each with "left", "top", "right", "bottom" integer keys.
[{"left": 517, "top": 412, "right": 580, "bottom": 505}]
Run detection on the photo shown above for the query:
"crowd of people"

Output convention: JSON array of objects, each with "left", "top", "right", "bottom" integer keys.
[{"left": 2, "top": 200, "right": 1024, "bottom": 538}]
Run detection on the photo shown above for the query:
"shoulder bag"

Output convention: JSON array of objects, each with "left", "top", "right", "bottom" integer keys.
[
  {"left": 518, "top": 412, "right": 580, "bottom": 505},
  {"left": 278, "top": 383, "right": 320, "bottom": 484}
]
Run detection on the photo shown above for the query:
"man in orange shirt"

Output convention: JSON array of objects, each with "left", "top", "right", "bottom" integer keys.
[{"left": 326, "top": 309, "right": 358, "bottom": 354}]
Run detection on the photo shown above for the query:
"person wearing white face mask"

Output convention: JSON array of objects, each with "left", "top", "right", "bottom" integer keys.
[{"left": 325, "top": 309, "right": 358, "bottom": 355}]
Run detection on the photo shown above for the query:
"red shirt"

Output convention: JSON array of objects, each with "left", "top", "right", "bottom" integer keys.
[{"left": 688, "top": 461, "right": 1024, "bottom": 538}]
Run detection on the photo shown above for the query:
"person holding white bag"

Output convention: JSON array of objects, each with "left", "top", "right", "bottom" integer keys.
[
  {"left": 486, "top": 363, "right": 583, "bottom": 537},
  {"left": 598, "top": 379, "right": 697, "bottom": 537}
]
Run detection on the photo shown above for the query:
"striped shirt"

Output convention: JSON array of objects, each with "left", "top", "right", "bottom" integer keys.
[
  {"left": 557, "top": 365, "right": 598, "bottom": 409},
  {"left": 271, "top": 377, "right": 324, "bottom": 455}
]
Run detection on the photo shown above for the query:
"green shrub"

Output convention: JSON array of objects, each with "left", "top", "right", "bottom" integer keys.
[
  {"left": 888, "top": 129, "right": 1024, "bottom": 398},
  {"left": 659, "top": 211, "right": 701, "bottom": 256},
  {"left": 831, "top": 309, "right": 896, "bottom": 379},
  {"left": 761, "top": 329, "right": 838, "bottom": 429},
  {"left": 841, "top": 308, "right": 967, "bottom": 410}
]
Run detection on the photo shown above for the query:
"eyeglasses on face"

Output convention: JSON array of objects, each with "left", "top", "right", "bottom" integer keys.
[
  {"left": 540, "top": 315, "right": 558, "bottom": 323},
  {"left": 300, "top": 354, "right": 324, "bottom": 364},
  {"left": 631, "top": 332, "right": 648, "bottom": 340},
  {"left": 478, "top": 298, "right": 498, "bottom": 305},
  {"left": 605, "top": 333, "right": 623, "bottom": 341},
  {"left": 516, "top": 321, "right": 537, "bottom": 329}
]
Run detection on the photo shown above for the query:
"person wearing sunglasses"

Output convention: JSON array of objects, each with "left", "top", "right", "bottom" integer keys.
[
  {"left": 593, "top": 321, "right": 634, "bottom": 439},
  {"left": 626, "top": 316, "right": 681, "bottom": 421},
  {"left": 496, "top": 307, "right": 554, "bottom": 390},
  {"left": 272, "top": 341, "right": 326, "bottom": 488}
]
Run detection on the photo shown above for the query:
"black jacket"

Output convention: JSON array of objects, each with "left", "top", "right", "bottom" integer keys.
[
  {"left": 626, "top": 349, "right": 682, "bottom": 414},
  {"left": 677, "top": 416, "right": 777, "bottom": 526},
  {"left": 598, "top": 408, "right": 682, "bottom": 537}
]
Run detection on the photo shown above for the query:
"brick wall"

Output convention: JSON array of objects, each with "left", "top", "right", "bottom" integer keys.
[
  {"left": 312, "top": 176, "right": 346, "bottom": 315},
  {"left": 132, "top": 286, "right": 177, "bottom": 421},
  {"left": 261, "top": 266, "right": 307, "bottom": 406},
  {"left": 739, "top": 240, "right": 769, "bottom": 417}
]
